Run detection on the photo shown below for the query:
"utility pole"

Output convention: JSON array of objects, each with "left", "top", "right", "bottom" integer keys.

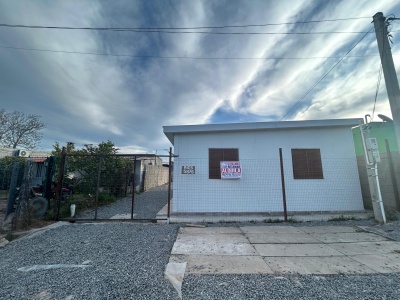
[{"left": 373, "top": 12, "right": 400, "bottom": 152}]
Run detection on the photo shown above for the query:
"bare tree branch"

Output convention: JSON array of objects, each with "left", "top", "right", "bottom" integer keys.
[{"left": 0, "top": 109, "right": 45, "bottom": 149}]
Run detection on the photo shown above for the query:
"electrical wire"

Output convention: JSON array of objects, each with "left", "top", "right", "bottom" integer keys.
[
  {"left": 371, "top": 64, "right": 383, "bottom": 121},
  {"left": 1, "top": 44, "right": 397, "bottom": 60},
  {"left": 0, "top": 26, "right": 380, "bottom": 35},
  {"left": 279, "top": 26, "right": 375, "bottom": 121},
  {"left": 0, "top": 17, "right": 371, "bottom": 31}
]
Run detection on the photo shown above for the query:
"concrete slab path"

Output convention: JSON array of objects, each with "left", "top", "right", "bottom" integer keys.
[{"left": 168, "top": 225, "right": 400, "bottom": 275}]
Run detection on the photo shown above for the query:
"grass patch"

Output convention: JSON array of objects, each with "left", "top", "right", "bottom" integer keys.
[
  {"left": 264, "top": 218, "right": 298, "bottom": 223},
  {"left": 328, "top": 215, "right": 358, "bottom": 222},
  {"left": 264, "top": 218, "right": 284, "bottom": 223},
  {"left": 44, "top": 191, "right": 118, "bottom": 220},
  {"left": 286, "top": 218, "right": 298, "bottom": 223},
  {"left": 0, "top": 190, "right": 8, "bottom": 200}
]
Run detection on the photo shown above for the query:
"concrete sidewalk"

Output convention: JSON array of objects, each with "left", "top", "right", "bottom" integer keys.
[{"left": 168, "top": 226, "right": 400, "bottom": 275}]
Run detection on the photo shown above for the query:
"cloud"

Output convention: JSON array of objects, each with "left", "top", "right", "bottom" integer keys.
[{"left": 0, "top": 0, "right": 399, "bottom": 153}]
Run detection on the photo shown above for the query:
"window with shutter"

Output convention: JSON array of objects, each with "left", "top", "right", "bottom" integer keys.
[
  {"left": 291, "top": 149, "right": 323, "bottom": 179},
  {"left": 209, "top": 148, "right": 239, "bottom": 179}
]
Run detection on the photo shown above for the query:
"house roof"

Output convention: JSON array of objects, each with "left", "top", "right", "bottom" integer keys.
[
  {"left": 163, "top": 118, "right": 364, "bottom": 144},
  {"left": 30, "top": 157, "right": 47, "bottom": 163}
]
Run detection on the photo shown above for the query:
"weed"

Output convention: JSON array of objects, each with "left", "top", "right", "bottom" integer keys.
[
  {"left": 286, "top": 218, "right": 298, "bottom": 223},
  {"left": 386, "top": 211, "right": 399, "bottom": 222},
  {"left": 4, "top": 232, "right": 15, "bottom": 242},
  {"left": 328, "top": 215, "right": 358, "bottom": 222},
  {"left": 44, "top": 191, "right": 118, "bottom": 220},
  {"left": 264, "top": 218, "right": 284, "bottom": 223}
]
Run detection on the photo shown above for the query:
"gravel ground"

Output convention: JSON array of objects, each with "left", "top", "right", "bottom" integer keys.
[
  {"left": 182, "top": 273, "right": 400, "bottom": 300},
  {"left": 0, "top": 223, "right": 180, "bottom": 300},
  {"left": 76, "top": 185, "right": 169, "bottom": 219},
  {"left": 2, "top": 219, "right": 400, "bottom": 300},
  {"left": 3, "top": 188, "right": 400, "bottom": 300}
]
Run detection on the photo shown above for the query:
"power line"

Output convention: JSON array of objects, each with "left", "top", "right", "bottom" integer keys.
[
  {"left": 1, "top": 44, "right": 397, "bottom": 60},
  {"left": 371, "top": 64, "right": 383, "bottom": 121},
  {"left": 279, "top": 26, "right": 375, "bottom": 121},
  {"left": 0, "top": 17, "right": 371, "bottom": 31},
  {"left": 0, "top": 25, "right": 380, "bottom": 35}
]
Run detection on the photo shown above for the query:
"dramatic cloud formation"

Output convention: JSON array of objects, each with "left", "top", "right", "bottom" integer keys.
[{"left": 0, "top": 0, "right": 399, "bottom": 153}]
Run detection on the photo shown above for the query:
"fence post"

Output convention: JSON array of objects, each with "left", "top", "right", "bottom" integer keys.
[
  {"left": 131, "top": 156, "right": 136, "bottom": 220},
  {"left": 94, "top": 157, "right": 102, "bottom": 220},
  {"left": 54, "top": 147, "right": 66, "bottom": 221},
  {"left": 5, "top": 162, "right": 20, "bottom": 219},
  {"left": 279, "top": 148, "right": 288, "bottom": 222},
  {"left": 167, "top": 147, "right": 172, "bottom": 220}
]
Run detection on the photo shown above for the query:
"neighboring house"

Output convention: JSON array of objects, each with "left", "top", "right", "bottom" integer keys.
[
  {"left": 133, "top": 156, "right": 169, "bottom": 191},
  {"left": 163, "top": 119, "right": 364, "bottom": 215},
  {"left": 352, "top": 121, "right": 400, "bottom": 211},
  {"left": 0, "top": 148, "right": 17, "bottom": 158},
  {"left": 0, "top": 148, "right": 51, "bottom": 186}
]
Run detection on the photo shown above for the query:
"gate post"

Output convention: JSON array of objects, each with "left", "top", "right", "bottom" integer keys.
[
  {"left": 5, "top": 162, "right": 20, "bottom": 219},
  {"left": 54, "top": 147, "right": 67, "bottom": 221},
  {"left": 94, "top": 157, "right": 102, "bottom": 220},
  {"left": 131, "top": 156, "right": 136, "bottom": 220},
  {"left": 167, "top": 147, "right": 172, "bottom": 221}
]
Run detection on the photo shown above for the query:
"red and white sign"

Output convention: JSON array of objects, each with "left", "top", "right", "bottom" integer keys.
[{"left": 220, "top": 161, "right": 242, "bottom": 179}]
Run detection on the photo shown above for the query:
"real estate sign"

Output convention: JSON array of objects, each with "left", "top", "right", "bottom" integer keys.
[{"left": 220, "top": 161, "right": 242, "bottom": 179}]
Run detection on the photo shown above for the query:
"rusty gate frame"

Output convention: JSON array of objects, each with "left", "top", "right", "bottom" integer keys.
[{"left": 54, "top": 147, "right": 176, "bottom": 223}]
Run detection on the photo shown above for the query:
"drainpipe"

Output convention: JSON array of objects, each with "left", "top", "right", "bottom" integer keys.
[{"left": 360, "top": 116, "right": 386, "bottom": 223}]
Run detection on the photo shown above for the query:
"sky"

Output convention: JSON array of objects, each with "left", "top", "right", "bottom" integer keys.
[{"left": 1, "top": 0, "right": 400, "bottom": 154}]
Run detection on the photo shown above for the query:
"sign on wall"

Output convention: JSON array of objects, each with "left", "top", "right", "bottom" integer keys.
[
  {"left": 182, "top": 166, "right": 195, "bottom": 174},
  {"left": 220, "top": 161, "right": 242, "bottom": 179}
]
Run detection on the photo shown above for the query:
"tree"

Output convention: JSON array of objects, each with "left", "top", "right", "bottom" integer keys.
[
  {"left": 52, "top": 141, "right": 133, "bottom": 197},
  {"left": 0, "top": 109, "right": 45, "bottom": 149},
  {"left": 0, "top": 109, "right": 8, "bottom": 142}
]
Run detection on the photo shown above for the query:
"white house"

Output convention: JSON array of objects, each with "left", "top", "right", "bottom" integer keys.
[{"left": 163, "top": 119, "right": 365, "bottom": 216}]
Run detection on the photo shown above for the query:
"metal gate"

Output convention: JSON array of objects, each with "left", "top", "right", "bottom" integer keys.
[{"left": 54, "top": 148, "right": 175, "bottom": 222}]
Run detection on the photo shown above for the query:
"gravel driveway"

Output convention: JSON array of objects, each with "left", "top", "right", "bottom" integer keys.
[
  {"left": 0, "top": 223, "right": 180, "bottom": 300},
  {"left": 76, "top": 185, "right": 169, "bottom": 219},
  {"left": 3, "top": 175, "right": 400, "bottom": 300},
  {"left": 2, "top": 213, "right": 400, "bottom": 299}
]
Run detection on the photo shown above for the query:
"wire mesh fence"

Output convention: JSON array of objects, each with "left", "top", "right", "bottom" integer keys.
[
  {"left": 1, "top": 157, "right": 52, "bottom": 230},
  {"left": 170, "top": 157, "right": 366, "bottom": 223},
  {"left": 0, "top": 157, "right": 26, "bottom": 226},
  {"left": 57, "top": 153, "right": 172, "bottom": 221}
]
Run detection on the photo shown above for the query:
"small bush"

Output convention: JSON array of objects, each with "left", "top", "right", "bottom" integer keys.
[{"left": 98, "top": 192, "right": 116, "bottom": 204}]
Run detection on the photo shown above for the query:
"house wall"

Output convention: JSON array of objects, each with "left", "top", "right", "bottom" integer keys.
[
  {"left": 172, "top": 126, "right": 364, "bottom": 213},
  {"left": 143, "top": 165, "right": 169, "bottom": 191}
]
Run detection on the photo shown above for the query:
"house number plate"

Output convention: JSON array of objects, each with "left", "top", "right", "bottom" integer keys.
[{"left": 182, "top": 166, "right": 195, "bottom": 174}]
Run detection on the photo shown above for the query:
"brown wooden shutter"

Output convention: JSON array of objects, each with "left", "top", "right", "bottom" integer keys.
[
  {"left": 306, "top": 149, "right": 323, "bottom": 179},
  {"left": 292, "top": 149, "right": 323, "bottom": 179},
  {"left": 209, "top": 148, "right": 239, "bottom": 179}
]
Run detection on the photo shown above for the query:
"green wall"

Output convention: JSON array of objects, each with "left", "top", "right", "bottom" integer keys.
[{"left": 352, "top": 122, "right": 399, "bottom": 156}]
